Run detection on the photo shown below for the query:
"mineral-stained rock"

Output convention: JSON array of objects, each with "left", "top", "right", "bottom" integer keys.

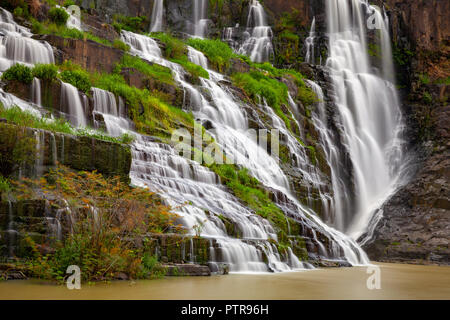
[{"left": 38, "top": 35, "right": 124, "bottom": 74}]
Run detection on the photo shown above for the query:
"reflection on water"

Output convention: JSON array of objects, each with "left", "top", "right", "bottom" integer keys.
[{"left": 0, "top": 263, "right": 449, "bottom": 300}]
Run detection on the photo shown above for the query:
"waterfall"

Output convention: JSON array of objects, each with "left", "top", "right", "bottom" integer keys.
[
  {"left": 60, "top": 82, "right": 87, "bottom": 128},
  {"left": 238, "top": 0, "right": 273, "bottom": 62},
  {"left": 150, "top": 0, "right": 164, "bottom": 32},
  {"left": 31, "top": 77, "right": 41, "bottom": 106},
  {"left": 0, "top": 7, "right": 54, "bottom": 71},
  {"left": 92, "top": 87, "right": 132, "bottom": 136},
  {"left": 193, "top": 0, "right": 208, "bottom": 38},
  {"left": 324, "top": 0, "right": 406, "bottom": 240},
  {"left": 122, "top": 30, "right": 369, "bottom": 269},
  {"left": 305, "top": 17, "right": 316, "bottom": 64}
]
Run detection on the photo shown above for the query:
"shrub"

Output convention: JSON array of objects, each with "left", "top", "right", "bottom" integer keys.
[
  {"left": 32, "top": 64, "right": 58, "bottom": 81},
  {"left": 10, "top": 165, "right": 176, "bottom": 282},
  {"left": 113, "top": 15, "right": 148, "bottom": 33},
  {"left": 1, "top": 64, "right": 33, "bottom": 84},
  {"left": 59, "top": 69, "right": 92, "bottom": 93},
  {"left": 48, "top": 7, "right": 70, "bottom": 26}
]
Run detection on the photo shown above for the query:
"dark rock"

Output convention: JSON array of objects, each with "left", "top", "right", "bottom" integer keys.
[{"left": 164, "top": 263, "right": 211, "bottom": 276}]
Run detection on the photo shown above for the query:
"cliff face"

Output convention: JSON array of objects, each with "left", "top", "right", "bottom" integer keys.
[{"left": 361, "top": 0, "right": 449, "bottom": 265}]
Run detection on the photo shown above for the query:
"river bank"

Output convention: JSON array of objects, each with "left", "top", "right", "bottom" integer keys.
[{"left": 0, "top": 263, "right": 449, "bottom": 300}]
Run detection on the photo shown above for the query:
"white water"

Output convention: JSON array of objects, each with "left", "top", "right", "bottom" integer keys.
[
  {"left": 60, "top": 82, "right": 87, "bottom": 128},
  {"left": 238, "top": 0, "right": 273, "bottom": 62},
  {"left": 0, "top": 8, "right": 53, "bottom": 71},
  {"left": 150, "top": 0, "right": 164, "bottom": 32},
  {"left": 324, "top": 0, "right": 406, "bottom": 239},
  {"left": 192, "top": 0, "right": 208, "bottom": 38},
  {"left": 31, "top": 77, "right": 41, "bottom": 106},
  {"left": 121, "top": 30, "right": 369, "bottom": 269},
  {"left": 305, "top": 17, "right": 316, "bottom": 64}
]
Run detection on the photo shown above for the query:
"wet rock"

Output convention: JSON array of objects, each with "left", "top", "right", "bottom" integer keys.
[{"left": 164, "top": 263, "right": 211, "bottom": 276}]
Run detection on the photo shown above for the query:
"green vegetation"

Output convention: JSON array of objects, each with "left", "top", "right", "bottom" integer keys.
[
  {"left": 8, "top": 165, "right": 176, "bottom": 282},
  {"left": 112, "top": 39, "right": 131, "bottom": 52},
  {"left": 48, "top": 7, "right": 69, "bottom": 26},
  {"left": 186, "top": 38, "right": 233, "bottom": 72},
  {"left": 31, "top": 20, "right": 113, "bottom": 47},
  {"left": 113, "top": 15, "right": 148, "bottom": 33},
  {"left": 208, "top": 164, "right": 292, "bottom": 245},
  {"left": 32, "top": 63, "right": 58, "bottom": 81},
  {"left": 115, "top": 54, "right": 174, "bottom": 85},
  {"left": 171, "top": 58, "right": 210, "bottom": 80},
  {"left": 232, "top": 71, "right": 291, "bottom": 129},
  {"left": 150, "top": 33, "right": 209, "bottom": 81},
  {"left": 59, "top": 69, "right": 92, "bottom": 93},
  {"left": 1, "top": 64, "right": 33, "bottom": 84},
  {"left": 0, "top": 105, "right": 135, "bottom": 145},
  {"left": 150, "top": 32, "right": 187, "bottom": 60},
  {"left": 418, "top": 73, "right": 431, "bottom": 85}
]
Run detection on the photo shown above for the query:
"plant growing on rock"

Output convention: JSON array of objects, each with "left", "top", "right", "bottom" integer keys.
[
  {"left": 48, "top": 7, "right": 69, "bottom": 26},
  {"left": 1, "top": 64, "right": 33, "bottom": 84},
  {"left": 10, "top": 165, "right": 179, "bottom": 281},
  {"left": 32, "top": 64, "right": 58, "bottom": 81}
]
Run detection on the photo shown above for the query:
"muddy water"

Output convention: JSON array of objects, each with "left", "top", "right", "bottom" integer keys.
[{"left": 0, "top": 263, "right": 449, "bottom": 300}]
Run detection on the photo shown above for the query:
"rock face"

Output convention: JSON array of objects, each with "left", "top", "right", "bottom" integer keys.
[
  {"left": 363, "top": 146, "right": 449, "bottom": 264},
  {"left": 0, "top": 123, "right": 132, "bottom": 183},
  {"left": 362, "top": 0, "right": 450, "bottom": 265},
  {"left": 40, "top": 35, "right": 124, "bottom": 74}
]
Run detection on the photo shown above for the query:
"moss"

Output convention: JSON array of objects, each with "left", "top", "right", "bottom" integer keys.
[{"left": 186, "top": 38, "right": 233, "bottom": 72}]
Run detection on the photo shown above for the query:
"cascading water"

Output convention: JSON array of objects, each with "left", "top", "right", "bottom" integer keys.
[
  {"left": 0, "top": 8, "right": 53, "bottom": 71},
  {"left": 150, "top": 0, "right": 164, "bottom": 32},
  {"left": 121, "top": 30, "right": 369, "bottom": 269},
  {"left": 238, "top": 0, "right": 273, "bottom": 63},
  {"left": 305, "top": 17, "right": 316, "bottom": 64},
  {"left": 31, "top": 77, "right": 41, "bottom": 106},
  {"left": 192, "top": 0, "right": 208, "bottom": 38},
  {"left": 60, "top": 82, "right": 87, "bottom": 128},
  {"left": 322, "top": 0, "right": 406, "bottom": 240}
]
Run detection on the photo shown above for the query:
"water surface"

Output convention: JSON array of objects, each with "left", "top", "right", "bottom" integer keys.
[{"left": 0, "top": 263, "right": 449, "bottom": 300}]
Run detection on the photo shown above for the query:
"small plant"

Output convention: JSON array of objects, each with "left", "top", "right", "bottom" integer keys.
[
  {"left": 192, "top": 220, "right": 206, "bottom": 237},
  {"left": 59, "top": 69, "right": 92, "bottom": 93},
  {"left": 32, "top": 64, "right": 58, "bottom": 81},
  {"left": 113, "top": 39, "right": 130, "bottom": 52},
  {"left": 48, "top": 7, "right": 70, "bottom": 26},
  {"left": 0, "top": 176, "right": 11, "bottom": 194},
  {"left": 1, "top": 64, "right": 33, "bottom": 84}
]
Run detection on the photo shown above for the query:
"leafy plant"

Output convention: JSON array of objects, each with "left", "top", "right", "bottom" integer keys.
[
  {"left": 32, "top": 64, "right": 58, "bottom": 81},
  {"left": 186, "top": 38, "right": 233, "bottom": 72},
  {"left": 59, "top": 69, "right": 92, "bottom": 93},
  {"left": 1, "top": 64, "right": 33, "bottom": 84},
  {"left": 48, "top": 7, "right": 70, "bottom": 26}
]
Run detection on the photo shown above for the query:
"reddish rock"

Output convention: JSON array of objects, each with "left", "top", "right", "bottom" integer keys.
[{"left": 41, "top": 35, "right": 124, "bottom": 74}]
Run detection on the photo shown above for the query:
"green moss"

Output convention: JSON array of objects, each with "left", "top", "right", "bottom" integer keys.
[
  {"left": 115, "top": 54, "right": 174, "bottom": 85},
  {"left": 150, "top": 32, "right": 187, "bottom": 60},
  {"left": 186, "top": 38, "right": 233, "bottom": 72}
]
